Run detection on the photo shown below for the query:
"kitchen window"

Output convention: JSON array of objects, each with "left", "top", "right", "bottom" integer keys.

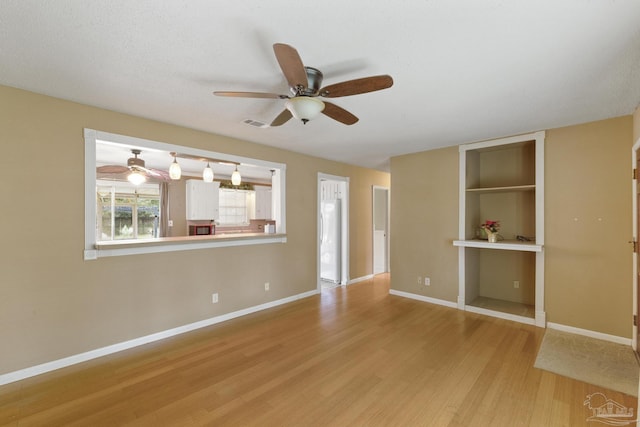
[
  {"left": 97, "top": 181, "right": 160, "bottom": 240},
  {"left": 218, "top": 189, "right": 253, "bottom": 225}
]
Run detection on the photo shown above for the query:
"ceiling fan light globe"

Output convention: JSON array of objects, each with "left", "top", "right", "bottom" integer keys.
[
  {"left": 127, "top": 171, "right": 147, "bottom": 186},
  {"left": 203, "top": 163, "right": 214, "bottom": 183},
  {"left": 169, "top": 159, "right": 182, "bottom": 180},
  {"left": 285, "top": 97, "right": 325, "bottom": 123}
]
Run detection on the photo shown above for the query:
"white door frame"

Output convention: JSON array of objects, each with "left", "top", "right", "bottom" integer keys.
[
  {"left": 631, "top": 138, "right": 640, "bottom": 352},
  {"left": 372, "top": 185, "right": 390, "bottom": 274},
  {"left": 318, "top": 173, "right": 350, "bottom": 288}
]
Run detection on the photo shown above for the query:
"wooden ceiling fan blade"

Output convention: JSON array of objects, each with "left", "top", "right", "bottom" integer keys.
[
  {"left": 273, "top": 43, "right": 308, "bottom": 90},
  {"left": 148, "top": 169, "right": 170, "bottom": 181},
  {"left": 97, "top": 165, "right": 129, "bottom": 174},
  {"left": 322, "top": 102, "right": 359, "bottom": 125},
  {"left": 141, "top": 167, "right": 169, "bottom": 180},
  {"left": 270, "top": 109, "right": 293, "bottom": 127},
  {"left": 213, "top": 91, "right": 287, "bottom": 99},
  {"left": 320, "top": 75, "right": 393, "bottom": 98}
]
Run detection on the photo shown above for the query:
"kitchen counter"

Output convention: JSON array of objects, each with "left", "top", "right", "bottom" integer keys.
[{"left": 90, "top": 232, "right": 286, "bottom": 259}]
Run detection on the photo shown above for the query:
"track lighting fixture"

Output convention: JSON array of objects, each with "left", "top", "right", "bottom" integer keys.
[
  {"left": 203, "top": 162, "right": 214, "bottom": 182},
  {"left": 169, "top": 155, "right": 181, "bottom": 180},
  {"left": 231, "top": 165, "right": 242, "bottom": 186}
]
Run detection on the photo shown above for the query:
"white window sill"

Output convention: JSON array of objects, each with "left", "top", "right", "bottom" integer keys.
[{"left": 84, "top": 233, "right": 287, "bottom": 260}]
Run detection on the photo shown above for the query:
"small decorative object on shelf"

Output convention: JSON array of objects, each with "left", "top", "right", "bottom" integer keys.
[{"left": 481, "top": 220, "right": 500, "bottom": 243}]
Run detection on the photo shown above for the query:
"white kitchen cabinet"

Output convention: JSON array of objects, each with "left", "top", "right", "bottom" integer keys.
[
  {"left": 186, "top": 180, "right": 220, "bottom": 220},
  {"left": 254, "top": 185, "right": 272, "bottom": 220},
  {"left": 452, "top": 131, "right": 545, "bottom": 327}
]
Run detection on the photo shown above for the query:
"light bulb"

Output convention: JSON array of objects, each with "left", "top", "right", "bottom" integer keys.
[
  {"left": 203, "top": 162, "right": 214, "bottom": 182},
  {"left": 231, "top": 166, "right": 241, "bottom": 186},
  {"left": 169, "top": 157, "right": 181, "bottom": 180},
  {"left": 127, "top": 171, "right": 146, "bottom": 185}
]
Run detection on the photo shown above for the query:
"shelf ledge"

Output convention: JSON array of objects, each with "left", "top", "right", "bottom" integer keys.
[
  {"left": 453, "top": 239, "right": 542, "bottom": 252},
  {"left": 87, "top": 233, "right": 287, "bottom": 259},
  {"left": 466, "top": 184, "right": 535, "bottom": 193}
]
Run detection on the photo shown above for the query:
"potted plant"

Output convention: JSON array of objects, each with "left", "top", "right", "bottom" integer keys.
[{"left": 480, "top": 220, "right": 500, "bottom": 243}]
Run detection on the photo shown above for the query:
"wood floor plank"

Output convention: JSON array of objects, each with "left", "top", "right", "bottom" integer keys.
[{"left": 0, "top": 273, "right": 636, "bottom": 426}]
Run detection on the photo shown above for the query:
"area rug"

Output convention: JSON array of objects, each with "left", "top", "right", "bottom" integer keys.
[{"left": 534, "top": 328, "right": 639, "bottom": 397}]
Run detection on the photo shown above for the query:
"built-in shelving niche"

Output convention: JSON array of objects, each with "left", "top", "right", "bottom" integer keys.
[{"left": 453, "top": 132, "right": 545, "bottom": 327}]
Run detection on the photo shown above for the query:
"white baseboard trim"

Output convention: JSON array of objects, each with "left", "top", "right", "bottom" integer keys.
[
  {"left": 389, "top": 289, "right": 458, "bottom": 309},
  {"left": 0, "top": 289, "right": 319, "bottom": 387},
  {"left": 465, "top": 305, "right": 536, "bottom": 326},
  {"left": 547, "top": 322, "right": 632, "bottom": 346},
  {"left": 535, "top": 310, "right": 547, "bottom": 328},
  {"left": 348, "top": 274, "right": 374, "bottom": 285}
]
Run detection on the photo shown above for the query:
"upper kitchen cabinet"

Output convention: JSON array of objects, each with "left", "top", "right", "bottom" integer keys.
[
  {"left": 254, "top": 185, "right": 272, "bottom": 220},
  {"left": 186, "top": 179, "right": 220, "bottom": 220}
]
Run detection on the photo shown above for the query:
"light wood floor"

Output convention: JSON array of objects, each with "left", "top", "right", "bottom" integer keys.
[{"left": 0, "top": 274, "right": 636, "bottom": 426}]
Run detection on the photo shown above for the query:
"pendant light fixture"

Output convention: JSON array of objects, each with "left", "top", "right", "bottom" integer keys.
[
  {"left": 169, "top": 155, "right": 181, "bottom": 180},
  {"left": 231, "top": 165, "right": 242, "bottom": 186},
  {"left": 203, "top": 162, "right": 214, "bottom": 183}
]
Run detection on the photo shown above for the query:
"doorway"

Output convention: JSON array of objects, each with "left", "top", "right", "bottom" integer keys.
[
  {"left": 318, "top": 174, "right": 349, "bottom": 289},
  {"left": 373, "top": 186, "right": 389, "bottom": 275}
]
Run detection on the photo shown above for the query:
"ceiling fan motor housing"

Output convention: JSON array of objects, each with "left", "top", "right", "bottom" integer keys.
[
  {"left": 127, "top": 150, "right": 145, "bottom": 168},
  {"left": 294, "top": 66, "right": 323, "bottom": 96},
  {"left": 128, "top": 157, "right": 145, "bottom": 168}
]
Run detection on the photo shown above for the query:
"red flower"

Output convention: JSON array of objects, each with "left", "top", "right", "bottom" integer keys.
[{"left": 480, "top": 220, "right": 500, "bottom": 233}]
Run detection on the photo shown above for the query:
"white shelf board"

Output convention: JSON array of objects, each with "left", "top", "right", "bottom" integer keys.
[
  {"left": 466, "top": 184, "right": 535, "bottom": 193},
  {"left": 453, "top": 239, "right": 542, "bottom": 252}
]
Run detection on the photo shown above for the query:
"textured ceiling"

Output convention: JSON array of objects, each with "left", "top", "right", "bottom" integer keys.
[{"left": 1, "top": 1, "right": 639, "bottom": 171}]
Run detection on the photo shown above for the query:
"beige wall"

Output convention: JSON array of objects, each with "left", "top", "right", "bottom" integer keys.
[
  {"left": 545, "top": 116, "right": 632, "bottom": 337},
  {"left": 0, "top": 85, "right": 389, "bottom": 375},
  {"left": 391, "top": 116, "right": 633, "bottom": 338},
  {"left": 390, "top": 146, "right": 460, "bottom": 302}
]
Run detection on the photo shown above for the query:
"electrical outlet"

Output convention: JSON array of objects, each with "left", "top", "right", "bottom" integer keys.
[
  {"left": 417, "top": 276, "right": 422, "bottom": 285},
  {"left": 264, "top": 282, "right": 270, "bottom": 291},
  {"left": 513, "top": 281, "right": 520, "bottom": 289},
  {"left": 168, "top": 220, "right": 173, "bottom": 227},
  {"left": 212, "top": 293, "right": 218, "bottom": 303},
  {"left": 424, "top": 277, "right": 430, "bottom": 286}
]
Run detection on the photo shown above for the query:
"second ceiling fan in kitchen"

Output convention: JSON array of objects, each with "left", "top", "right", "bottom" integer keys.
[
  {"left": 97, "top": 149, "right": 169, "bottom": 185},
  {"left": 214, "top": 43, "right": 393, "bottom": 126}
]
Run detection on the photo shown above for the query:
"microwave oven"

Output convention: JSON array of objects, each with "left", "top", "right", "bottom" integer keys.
[{"left": 188, "top": 224, "right": 214, "bottom": 236}]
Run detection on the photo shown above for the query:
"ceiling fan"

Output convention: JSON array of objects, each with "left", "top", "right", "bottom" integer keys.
[
  {"left": 97, "top": 149, "right": 169, "bottom": 184},
  {"left": 214, "top": 43, "right": 393, "bottom": 126}
]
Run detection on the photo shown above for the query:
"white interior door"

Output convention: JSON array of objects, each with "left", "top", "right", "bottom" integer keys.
[{"left": 373, "top": 186, "right": 389, "bottom": 274}]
